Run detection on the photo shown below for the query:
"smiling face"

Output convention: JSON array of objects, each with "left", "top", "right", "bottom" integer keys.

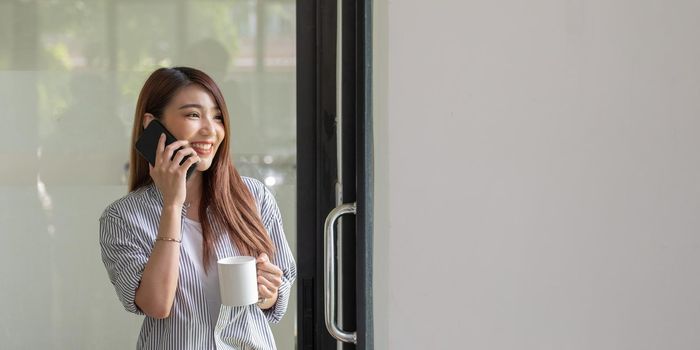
[{"left": 143, "top": 84, "right": 226, "bottom": 172}]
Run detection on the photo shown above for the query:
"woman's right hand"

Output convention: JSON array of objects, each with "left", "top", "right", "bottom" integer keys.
[{"left": 149, "top": 133, "right": 201, "bottom": 207}]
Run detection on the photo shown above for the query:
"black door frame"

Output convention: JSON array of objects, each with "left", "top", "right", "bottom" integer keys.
[{"left": 296, "top": 0, "right": 373, "bottom": 349}]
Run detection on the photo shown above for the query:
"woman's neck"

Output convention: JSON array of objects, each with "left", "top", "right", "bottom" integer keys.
[{"left": 185, "top": 171, "right": 203, "bottom": 207}]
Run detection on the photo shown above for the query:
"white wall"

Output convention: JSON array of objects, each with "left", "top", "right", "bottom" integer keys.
[{"left": 374, "top": 1, "right": 700, "bottom": 349}]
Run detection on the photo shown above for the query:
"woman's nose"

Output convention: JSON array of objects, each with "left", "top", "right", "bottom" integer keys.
[{"left": 200, "top": 117, "right": 216, "bottom": 134}]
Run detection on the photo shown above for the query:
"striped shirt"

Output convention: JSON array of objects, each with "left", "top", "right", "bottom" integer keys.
[{"left": 99, "top": 177, "right": 296, "bottom": 350}]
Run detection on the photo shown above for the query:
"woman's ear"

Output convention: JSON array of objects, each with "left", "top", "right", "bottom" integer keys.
[{"left": 142, "top": 113, "right": 155, "bottom": 129}]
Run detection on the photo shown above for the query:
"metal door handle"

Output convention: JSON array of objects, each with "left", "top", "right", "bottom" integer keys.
[{"left": 324, "top": 202, "right": 357, "bottom": 344}]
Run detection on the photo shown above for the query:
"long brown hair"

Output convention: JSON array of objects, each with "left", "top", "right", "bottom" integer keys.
[{"left": 128, "top": 67, "right": 274, "bottom": 268}]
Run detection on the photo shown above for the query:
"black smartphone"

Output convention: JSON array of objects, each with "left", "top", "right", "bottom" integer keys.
[{"left": 135, "top": 119, "right": 198, "bottom": 181}]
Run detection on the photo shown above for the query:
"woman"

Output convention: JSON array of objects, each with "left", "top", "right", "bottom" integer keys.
[{"left": 99, "top": 67, "right": 296, "bottom": 349}]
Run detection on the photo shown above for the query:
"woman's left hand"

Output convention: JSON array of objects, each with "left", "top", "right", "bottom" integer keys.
[{"left": 256, "top": 253, "right": 283, "bottom": 307}]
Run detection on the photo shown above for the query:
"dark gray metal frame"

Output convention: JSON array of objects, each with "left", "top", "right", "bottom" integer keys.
[{"left": 297, "top": 0, "right": 373, "bottom": 348}]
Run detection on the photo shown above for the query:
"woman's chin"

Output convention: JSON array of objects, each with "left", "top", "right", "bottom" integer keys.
[{"left": 195, "top": 160, "right": 212, "bottom": 172}]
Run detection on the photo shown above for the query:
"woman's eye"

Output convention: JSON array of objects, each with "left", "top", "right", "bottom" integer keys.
[
  {"left": 187, "top": 113, "right": 199, "bottom": 118},
  {"left": 215, "top": 115, "right": 224, "bottom": 121}
]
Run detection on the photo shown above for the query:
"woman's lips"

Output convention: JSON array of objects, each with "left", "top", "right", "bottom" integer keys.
[
  {"left": 193, "top": 147, "right": 213, "bottom": 156},
  {"left": 190, "top": 142, "right": 214, "bottom": 156}
]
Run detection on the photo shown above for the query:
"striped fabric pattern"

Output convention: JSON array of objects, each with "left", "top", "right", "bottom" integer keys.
[{"left": 99, "top": 177, "right": 296, "bottom": 350}]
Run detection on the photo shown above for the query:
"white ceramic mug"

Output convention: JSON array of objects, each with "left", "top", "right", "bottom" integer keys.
[{"left": 217, "top": 256, "right": 259, "bottom": 307}]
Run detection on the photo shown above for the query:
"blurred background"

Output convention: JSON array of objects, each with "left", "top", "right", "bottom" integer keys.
[{"left": 0, "top": 0, "right": 297, "bottom": 348}]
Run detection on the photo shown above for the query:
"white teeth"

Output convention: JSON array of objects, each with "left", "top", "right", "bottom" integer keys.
[{"left": 191, "top": 143, "right": 212, "bottom": 150}]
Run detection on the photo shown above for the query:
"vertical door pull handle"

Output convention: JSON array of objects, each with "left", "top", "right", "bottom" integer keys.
[{"left": 324, "top": 202, "right": 358, "bottom": 344}]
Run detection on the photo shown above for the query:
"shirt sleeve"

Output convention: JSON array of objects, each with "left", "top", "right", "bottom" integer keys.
[
  {"left": 99, "top": 206, "right": 148, "bottom": 315},
  {"left": 259, "top": 185, "right": 297, "bottom": 324}
]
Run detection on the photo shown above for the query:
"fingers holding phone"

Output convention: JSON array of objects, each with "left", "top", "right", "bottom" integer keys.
[
  {"left": 170, "top": 146, "right": 199, "bottom": 173},
  {"left": 136, "top": 120, "right": 201, "bottom": 205},
  {"left": 149, "top": 133, "right": 201, "bottom": 206},
  {"left": 165, "top": 138, "right": 198, "bottom": 171}
]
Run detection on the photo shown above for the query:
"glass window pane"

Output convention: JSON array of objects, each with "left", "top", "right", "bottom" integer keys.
[{"left": 0, "top": 1, "right": 296, "bottom": 348}]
